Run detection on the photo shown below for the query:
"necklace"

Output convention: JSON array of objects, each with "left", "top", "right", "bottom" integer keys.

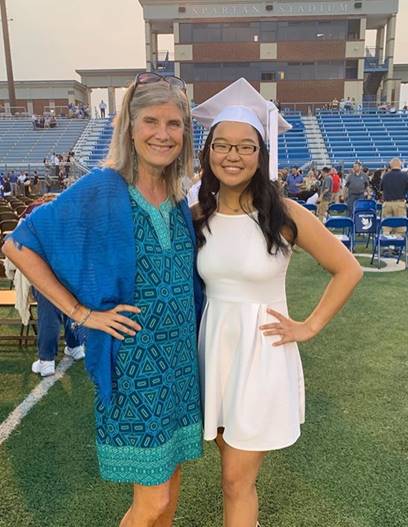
[{"left": 218, "top": 199, "right": 242, "bottom": 213}]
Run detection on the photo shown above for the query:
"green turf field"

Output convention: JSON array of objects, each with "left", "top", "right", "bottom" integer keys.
[{"left": 0, "top": 251, "right": 407, "bottom": 527}]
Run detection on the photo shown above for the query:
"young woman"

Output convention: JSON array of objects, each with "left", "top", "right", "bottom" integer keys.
[
  {"left": 192, "top": 78, "right": 363, "bottom": 527},
  {"left": 3, "top": 73, "right": 203, "bottom": 527}
]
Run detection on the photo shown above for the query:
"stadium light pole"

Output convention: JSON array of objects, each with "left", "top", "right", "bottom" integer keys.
[{"left": 0, "top": 0, "right": 17, "bottom": 114}]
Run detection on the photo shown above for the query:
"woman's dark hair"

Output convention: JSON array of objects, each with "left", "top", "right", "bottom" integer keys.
[{"left": 194, "top": 124, "right": 298, "bottom": 255}]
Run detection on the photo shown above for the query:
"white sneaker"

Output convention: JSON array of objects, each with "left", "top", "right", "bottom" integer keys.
[
  {"left": 64, "top": 344, "right": 85, "bottom": 361},
  {"left": 31, "top": 360, "right": 55, "bottom": 377}
]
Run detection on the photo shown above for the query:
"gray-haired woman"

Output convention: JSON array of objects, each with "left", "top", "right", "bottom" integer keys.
[{"left": 3, "top": 73, "right": 203, "bottom": 527}]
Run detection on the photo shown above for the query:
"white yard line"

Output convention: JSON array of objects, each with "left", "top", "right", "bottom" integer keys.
[{"left": 0, "top": 356, "right": 73, "bottom": 446}]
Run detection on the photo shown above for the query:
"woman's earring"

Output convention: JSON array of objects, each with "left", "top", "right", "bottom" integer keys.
[
  {"left": 176, "top": 156, "right": 183, "bottom": 175},
  {"left": 132, "top": 146, "right": 138, "bottom": 176}
]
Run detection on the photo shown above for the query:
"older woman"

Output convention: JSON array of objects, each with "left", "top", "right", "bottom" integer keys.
[{"left": 3, "top": 73, "right": 203, "bottom": 527}]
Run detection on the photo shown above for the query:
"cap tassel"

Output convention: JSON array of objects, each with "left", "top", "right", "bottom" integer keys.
[{"left": 268, "top": 107, "right": 278, "bottom": 181}]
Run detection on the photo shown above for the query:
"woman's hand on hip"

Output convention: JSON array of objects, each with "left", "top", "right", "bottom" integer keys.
[
  {"left": 259, "top": 307, "right": 316, "bottom": 346},
  {"left": 79, "top": 304, "right": 142, "bottom": 340}
]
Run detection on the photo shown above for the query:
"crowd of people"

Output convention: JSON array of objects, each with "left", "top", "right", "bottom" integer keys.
[
  {"left": 43, "top": 151, "right": 77, "bottom": 189},
  {"left": 67, "top": 102, "right": 90, "bottom": 119},
  {"left": 31, "top": 111, "right": 57, "bottom": 129},
  {"left": 0, "top": 152, "right": 77, "bottom": 197},
  {"left": 323, "top": 96, "right": 361, "bottom": 112},
  {"left": 322, "top": 97, "right": 408, "bottom": 115},
  {"left": 31, "top": 104, "right": 90, "bottom": 123},
  {"left": 0, "top": 170, "right": 42, "bottom": 197},
  {"left": 278, "top": 159, "right": 408, "bottom": 221}
]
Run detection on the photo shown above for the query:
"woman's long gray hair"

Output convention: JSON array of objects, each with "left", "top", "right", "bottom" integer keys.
[{"left": 103, "top": 81, "right": 193, "bottom": 202}]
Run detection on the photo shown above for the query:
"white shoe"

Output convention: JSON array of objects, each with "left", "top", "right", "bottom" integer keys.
[
  {"left": 31, "top": 360, "right": 55, "bottom": 377},
  {"left": 64, "top": 344, "right": 85, "bottom": 361}
]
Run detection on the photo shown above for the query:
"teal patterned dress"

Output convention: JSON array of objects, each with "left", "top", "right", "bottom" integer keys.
[{"left": 95, "top": 186, "right": 203, "bottom": 485}]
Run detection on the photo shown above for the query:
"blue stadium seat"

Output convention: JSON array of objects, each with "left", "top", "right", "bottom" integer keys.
[{"left": 317, "top": 111, "right": 408, "bottom": 169}]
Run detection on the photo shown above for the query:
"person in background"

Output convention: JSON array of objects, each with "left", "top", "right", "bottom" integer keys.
[
  {"left": 5, "top": 195, "right": 85, "bottom": 377},
  {"left": 298, "top": 168, "right": 319, "bottom": 202},
  {"left": 344, "top": 161, "right": 369, "bottom": 216},
  {"left": 31, "top": 287, "right": 85, "bottom": 376},
  {"left": 17, "top": 172, "right": 25, "bottom": 196},
  {"left": 23, "top": 172, "right": 31, "bottom": 196},
  {"left": 370, "top": 168, "right": 385, "bottom": 200},
  {"left": 317, "top": 167, "right": 333, "bottom": 221},
  {"left": 50, "top": 114, "right": 57, "bottom": 128},
  {"left": 380, "top": 157, "right": 408, "bottom": 235},
  {"left": 330, "top": 167, "right": 341, "bottom": 203},
  {"left": 31, "top": 171, "right": 41, "bottom": 195},
  {"left": 2, "top": 174, "right": 11, "bottom": 196},
  {"left": 9, "top": 171, "right": 17, "bottom": 196},
  {"left": 286, "top": 166, "right": 304, "bottom": 199},
  {"left": 99, "top": 99, "right": 107, "bottom": 118}
]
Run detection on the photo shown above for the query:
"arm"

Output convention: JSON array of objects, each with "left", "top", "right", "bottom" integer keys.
[
  {"left": 260, "top": 200, "right": 363, "bottom": 345},
  {"left": 364, "top": 175, "right": 370, "bottom": 189},
  {"left": 342, "top": 175, "right": 350, "bottom": 199},
  {"left": 364, "top": 175, "right": 370, "bottom": 197},
  {"left": 2, "top": 240, "right": 141, "bottom": 340}
]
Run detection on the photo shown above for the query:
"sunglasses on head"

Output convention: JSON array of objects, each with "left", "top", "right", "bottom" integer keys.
[{"left": 134, "top": 72, "right": 186, "bottom": 92}]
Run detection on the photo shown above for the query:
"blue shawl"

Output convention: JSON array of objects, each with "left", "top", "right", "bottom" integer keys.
[{"left": 10, "top": 167, "right": 203, "bottom": 405}]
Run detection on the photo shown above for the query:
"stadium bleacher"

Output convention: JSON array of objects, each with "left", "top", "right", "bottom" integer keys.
[
  {"left": 317, "top": 111, "right": 408, "bottom": 169},
  {"left": 0, "top": 118, "right": 89, "bottom": 172},
  {"left": 83, "top": 119, "right": 113, "bottom": 167},
  {"left": 279, "top": 112, "right": 312, "bottom": 168},
  {"left": 2, "top": 109, "right": 407, "bottom": 175}
]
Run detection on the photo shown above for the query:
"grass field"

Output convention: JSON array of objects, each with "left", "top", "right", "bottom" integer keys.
[{"left": 0, "top": 251, "right": 407, "bottom": 527}]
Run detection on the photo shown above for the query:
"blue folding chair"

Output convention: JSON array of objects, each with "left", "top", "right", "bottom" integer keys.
[
  {"left": 353, "top": 199, "right": 377, "bottom": 213},
  {"left": 370, "top": 217, "right": 408, "bottom": 269},
  {"left": 302, "top": 203, "right": 317, "bottom": 214},
  {"left": 325, "top": 216, "right": 354, "bottom": 251},
  {"left": 376, "top": 202, "right": 383, "bottom": 220},
  {"left": 328, "top": 203, "right": 348, "bottom": 216},
  {"left": 353, "top": 200, "right": 377, "bottom": 250}
]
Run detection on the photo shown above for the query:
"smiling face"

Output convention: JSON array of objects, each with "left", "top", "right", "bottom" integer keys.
[
  {"left": 132, "top": 102, "right": 184, "bottom": 173},
  {"left": 209, "top": 121, "right": 260, "bottom": 192}
]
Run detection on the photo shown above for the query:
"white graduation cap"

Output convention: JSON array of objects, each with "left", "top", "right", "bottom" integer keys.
[{"left": 191, "top": 77, "right": 291, "bottom": 181}]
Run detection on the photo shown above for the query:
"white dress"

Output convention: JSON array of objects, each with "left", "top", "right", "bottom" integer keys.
[{"left": 197, "top": 212, "right": 305, "bottom": 451}]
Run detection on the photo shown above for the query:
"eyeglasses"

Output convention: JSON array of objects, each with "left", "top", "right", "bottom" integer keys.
[
  {"left": 211, "top": 143, "right": 259, "bottom": 155},
  {"left": 134, "top": 72, "right": 186, "bottom": 92}
]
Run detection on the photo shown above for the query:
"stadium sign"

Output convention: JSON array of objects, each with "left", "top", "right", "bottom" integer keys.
[
  {"left": 186, "top": 2, "right": 353, "bottom": 18},
  {"left": 143, "top": 0, "right": 397, "bottom": 20},
  {"left": 277, "top": 2, "right": 349, "bottom": 15},
  {"left": 191, "top": 5, "right": 262, "bottom": 17}
]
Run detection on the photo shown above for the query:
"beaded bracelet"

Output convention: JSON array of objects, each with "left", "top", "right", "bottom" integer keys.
[{"left": 71, "top": 308, "right": 92, "bottom": 330}]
